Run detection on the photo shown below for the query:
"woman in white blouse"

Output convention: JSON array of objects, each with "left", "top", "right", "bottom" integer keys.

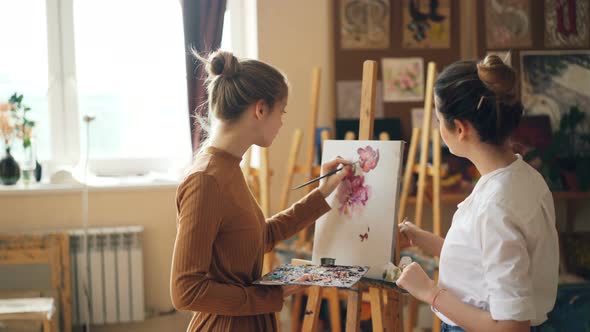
[{"left": 396, "top": 55, "right": 559, "bottom": 332}]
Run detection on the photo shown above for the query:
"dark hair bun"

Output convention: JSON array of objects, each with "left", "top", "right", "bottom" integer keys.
[
  {"left": 477, "top": 55, "right": 517, "bottom": 105},
  {"left": 207, "top": 51, "right": 240, "bottom": 78}
]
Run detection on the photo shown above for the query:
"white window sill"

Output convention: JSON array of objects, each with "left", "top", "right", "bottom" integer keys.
[{"left": 0, "top": 174, "right": 180, "bottom": 195}]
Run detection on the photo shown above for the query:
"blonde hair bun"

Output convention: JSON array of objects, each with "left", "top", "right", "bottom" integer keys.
[
  {"left": 477, "top": 54, "right": 517, "bottom": 104},
  {"left": 206, "top": 50, "right": 241, "bottom": 78}
]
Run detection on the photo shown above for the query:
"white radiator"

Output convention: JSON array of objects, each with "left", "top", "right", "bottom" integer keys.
[{"left": 69, "top": 226, "right": 145, "bottom": 326}]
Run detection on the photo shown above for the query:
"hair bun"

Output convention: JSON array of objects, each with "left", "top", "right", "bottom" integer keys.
[
  {"left": 207, "top": 50, "right": 240, "bottom": 78},
  {"left": 477, "top": 54, "right": 517, "bottom": 104}
]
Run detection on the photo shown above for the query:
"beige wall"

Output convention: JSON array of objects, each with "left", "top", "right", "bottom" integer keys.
[
  {"left": 0, "top": 187, "right": 178, "bottom": 313},
  {"left": 257, "top": 0, "right": 335, "bottom": 212}
]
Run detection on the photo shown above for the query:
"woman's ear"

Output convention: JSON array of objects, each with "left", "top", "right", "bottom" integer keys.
[
  {"left": 254, "top": 100, "right": 265, "bottom": 120},
  {"left": 453, "top": 119, "right": 469, "bottom": 141}
]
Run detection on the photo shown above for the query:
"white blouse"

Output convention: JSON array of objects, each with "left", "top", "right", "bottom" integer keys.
[{"left": 436, "top": 155, "right": 559, "bottom": 326}]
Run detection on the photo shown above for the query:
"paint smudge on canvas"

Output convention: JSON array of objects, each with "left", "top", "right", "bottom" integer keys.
[{"left": 337, "top": 146, "right": 380, "bottom": 217}]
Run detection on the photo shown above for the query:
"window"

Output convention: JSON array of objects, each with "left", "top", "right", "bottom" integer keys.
[
  {"left": 220, "top": 0, "right": 262, "bottom": 166},
  {"left": 0, "top": 0, "right": 51, "bottom": 161},
  {"left": 0, "top": 0, "right": 191, "bottom": 177}
]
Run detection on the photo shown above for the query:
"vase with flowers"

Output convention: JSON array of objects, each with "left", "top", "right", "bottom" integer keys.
[
  {"left": 0, "top": 93, "right": 38, "bottom": 185},
  {"left": 0, "top": 99, "right": 20, "bottom": 185}
]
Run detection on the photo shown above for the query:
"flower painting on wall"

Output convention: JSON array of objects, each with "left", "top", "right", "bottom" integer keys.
[
  {"left": 382, "top": 58, "right": 424, "bottom": 102},
  {"left": 312, "top": 140, "right": 404, "bottom": 280},
  {"left": 485, "top": 0, "right": 532, "bottom": 49}
]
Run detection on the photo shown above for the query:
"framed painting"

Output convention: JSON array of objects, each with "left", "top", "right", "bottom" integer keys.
[
  {"left": 340, "top": 0, "right": 391, "bottom": 49},
  {"left": 312, "top": 140, "right": 405, "bottom": 280},
  {"left": 485, "top": 0, "right": 532, "bottom": 49},
  {"left": 520, "top": 50, "right": 590, "bottom": 131},
  {"left": 402, "top": 0, "right": 451, "bottom": 49},
  {"left": 382, "top": 58, "right": 424, "bottom": 102},
  {"left": 545, "top": 0, "right": 589, "bottom": 48},
  {"left": 337, "top": 80, "right": 384, "bottom": 119}
]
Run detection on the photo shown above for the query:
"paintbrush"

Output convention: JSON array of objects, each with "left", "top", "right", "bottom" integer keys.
[{"left": 291, "top": 161, "right": 359, "bottom": 190}]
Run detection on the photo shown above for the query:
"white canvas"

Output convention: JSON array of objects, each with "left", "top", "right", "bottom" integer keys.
[{"left": 312, "top": 140, "right": 404, "bottom": 280}]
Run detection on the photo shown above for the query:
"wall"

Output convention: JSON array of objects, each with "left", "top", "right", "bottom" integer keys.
[
  {"left": 257, "top": 0, "right": 336, "bottom": 211},
  {"left": 0, "top": 187, "right": 179, "bottom": 314}
]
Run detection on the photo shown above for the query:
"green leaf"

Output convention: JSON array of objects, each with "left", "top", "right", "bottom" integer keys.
[{"left": 23, "top": 137, "right": 31, "bottom": 148}]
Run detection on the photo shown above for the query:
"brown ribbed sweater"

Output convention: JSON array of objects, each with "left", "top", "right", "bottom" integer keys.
[{"left": 170, "top": 147, "right": 331, "bottom": 332}]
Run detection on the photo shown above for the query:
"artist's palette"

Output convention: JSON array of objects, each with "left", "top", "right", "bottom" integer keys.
[{"left": 254, "top": 264, "right": 369, "bottom": 288}]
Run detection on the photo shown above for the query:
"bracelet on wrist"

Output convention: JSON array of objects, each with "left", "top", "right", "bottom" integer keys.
[{"left": 431, "top": 288, "right": 446, "bottom": 313}]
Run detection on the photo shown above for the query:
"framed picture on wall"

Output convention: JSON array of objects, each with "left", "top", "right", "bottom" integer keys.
[
  {"left": 544, "top": 0, "right": 589, "bottom": 48},
  {"left": 485, "top": 0, "right": 532, "bottom": 49},
  {"left": 520, "top": 50, "right": 590, "bottom": 131},
  {"left": 340, "top": 0, "right": 391, "bottom": 49},
  {"left": 402, "top": 0, "right": 451, "bottom": 49},
  {"left": 337, "top": 80, "right": 384, "bottom": 119},
  {"left": 381, "top": 58, "right": 424, "bottom": 102}
]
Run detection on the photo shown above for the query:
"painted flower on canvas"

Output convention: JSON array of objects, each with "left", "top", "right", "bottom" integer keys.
[
  {"left": 337, "top": 174, "right": 370, "bottom": 216},
  {"left": 358, "top": 146, "right": 379, "bottom": 172},
  {"left": 337, "top": 145, "right": 380, "bottom": 218}
]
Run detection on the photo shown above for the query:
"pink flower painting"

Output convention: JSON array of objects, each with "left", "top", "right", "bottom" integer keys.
[
  {"left": 358, "top": 146, "right": 379, "bottom": 172},
  {"left": 336, "top": 145, "right": 380, "bottom": 218},
  {"left": 337, "top": 174, "right": 370, "bottom": 217},
  {"left": 381, "top": 58, "right": 424, "bottom": 102}
]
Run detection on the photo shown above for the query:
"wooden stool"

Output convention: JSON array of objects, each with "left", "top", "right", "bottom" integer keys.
[{"left": 0, "top": 234, "right": 71, "bottom": 332}]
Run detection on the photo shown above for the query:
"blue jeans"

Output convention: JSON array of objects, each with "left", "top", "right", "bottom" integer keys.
[{"left": 441, "top": 322, "right": 545, "bottom": 331}]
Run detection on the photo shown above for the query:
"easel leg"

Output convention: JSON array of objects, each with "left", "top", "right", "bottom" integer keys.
[
  {"left": 369, "top": 288, "right": 384, "bottom": 331},
  {"left": 302, "top": 286, "right": 323, "bottom": 332},
  {"left": 291, "top": 293, "right": 303, "bottom": 332},
  {"left": 327, "top": 288, "right": 342, "bottom": 332},
  {"left": 405, "top": 297, "right": 418, "bottom": 332},
  {"left": 345, "top": 286, "right": 362, "bottom": 332},
  {"left": 387, "top": 290, "right": 403, "bottom": 332}
]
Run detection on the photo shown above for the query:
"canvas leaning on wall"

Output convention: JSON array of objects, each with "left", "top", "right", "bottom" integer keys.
[{"left": 312, "top": 140, "right": 405, "bottom": 280}]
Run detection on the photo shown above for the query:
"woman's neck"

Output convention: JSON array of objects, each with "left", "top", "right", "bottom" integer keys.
[
  {"left": 467, "top": 142, "right": 517, "bottom": 176},
  {"left": 208, "top": 122, "right": 252, "bottom": 159}
]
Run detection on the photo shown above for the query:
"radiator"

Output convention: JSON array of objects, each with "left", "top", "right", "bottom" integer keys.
[{"left": 69, "top": 226, "right": 145, "bottom": 326}]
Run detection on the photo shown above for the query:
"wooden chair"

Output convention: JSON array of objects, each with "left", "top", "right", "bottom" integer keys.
[
  {"left": 0, "top": 297, "right": 56, "bottom": 332},
  {"left": 0, "top": 233, "right": 72, "bottom": 332}
]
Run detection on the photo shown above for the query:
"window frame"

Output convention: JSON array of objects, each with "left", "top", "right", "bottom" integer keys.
[{"left": 41, "top": 0, "right": 191, "bottom": 176}]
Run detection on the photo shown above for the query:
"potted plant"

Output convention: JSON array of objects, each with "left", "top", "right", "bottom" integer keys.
[{"left": 526, "top": 106, "right": 590, "bottom": 191}]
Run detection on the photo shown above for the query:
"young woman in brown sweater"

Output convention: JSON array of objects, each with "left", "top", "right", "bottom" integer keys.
[{"left": 170, "top": 50, "right": 351, "bottom": 332}]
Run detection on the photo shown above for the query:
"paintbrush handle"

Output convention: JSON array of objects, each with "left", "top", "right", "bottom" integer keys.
[
  {"left": 291, "top": 167, "right": 343, "bottom": 191},
  {"left": 291, "top": 161, "right": 358, "bottom": 191}
]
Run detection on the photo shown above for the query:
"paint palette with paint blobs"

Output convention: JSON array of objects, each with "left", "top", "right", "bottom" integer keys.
[{"left": 254, "top": 264, "right": 369, "bottom": 288}]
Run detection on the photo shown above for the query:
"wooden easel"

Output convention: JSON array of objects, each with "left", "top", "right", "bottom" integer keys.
[
  {"left": 397, "top": 61, "right": 443, "bottom": 332},
  {"left": 297, "top": 60, "right": 404, "bottom": 332},
  {"left": 242, "top": 147, "right": 271, "bottom": 217},
  {"left": 241, "top": 146, "right": 274, "bottom": 274},
  {"left": 279, "top": 67, "right": 331, "bottom": 251}
]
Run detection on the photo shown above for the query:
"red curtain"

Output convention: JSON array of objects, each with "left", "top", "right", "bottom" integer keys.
[{"left": 181, "top": 0, "right": 227, "bottom": 152}]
